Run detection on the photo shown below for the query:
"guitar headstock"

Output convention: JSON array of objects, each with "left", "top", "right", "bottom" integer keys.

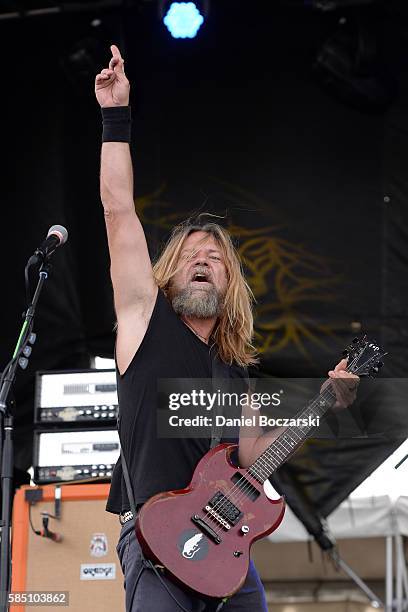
[{"left": 343, "top": 335, "right": 388, "bottom": 377}]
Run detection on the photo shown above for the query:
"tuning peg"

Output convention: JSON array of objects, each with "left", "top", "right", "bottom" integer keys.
[
  {"left": 352, "top": 337, "right": 359, "bottom": 343},
  {"left": 377, "top": 361, "right": 384, "bottom": 368},
  {"left": 342, "top": 350, "right": 349, "bottom": 357},
  {"left": 371, "top": 366, "right": 379, "bottom": 374}
]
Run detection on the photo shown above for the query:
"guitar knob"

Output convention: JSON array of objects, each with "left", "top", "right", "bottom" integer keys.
[
  {"left": 241, "top": 525, "right": 250, "bottom": 535},
  {"left": 233, "top": 550, "right": 243, "bottom": 557}
]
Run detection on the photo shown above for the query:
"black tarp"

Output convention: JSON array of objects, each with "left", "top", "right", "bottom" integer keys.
[{"left": 1, "top": 1, "right": 407, "bottom": 526}]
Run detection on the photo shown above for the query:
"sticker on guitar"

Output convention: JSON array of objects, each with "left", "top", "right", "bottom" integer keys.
[{"left": 178, "top": 529, "right": 209, "bottom": 561}]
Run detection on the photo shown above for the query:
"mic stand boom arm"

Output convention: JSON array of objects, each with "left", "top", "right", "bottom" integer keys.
[{"left": 0, "top": 260, "right": 51, "bottom": 612}]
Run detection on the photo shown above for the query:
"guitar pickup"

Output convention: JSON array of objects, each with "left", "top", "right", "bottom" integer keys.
[
  {"left": 208, "top": 491, "right": 243, "bottom": 526},
  {"left": 191, "top": 515, "right": 222, "bottom": 544}
]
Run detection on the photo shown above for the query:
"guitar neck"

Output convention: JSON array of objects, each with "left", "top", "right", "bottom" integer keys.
[{"left": 247, "top": 382, "right": 338, "bottom": 484}]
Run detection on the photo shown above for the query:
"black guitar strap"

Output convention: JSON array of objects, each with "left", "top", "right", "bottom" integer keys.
[
  {"left": 120, "top": 445, "right": 137, "bottom": 518},
  {"left": 210, "top": 347, "right": 251, "bottom": 449},
  {"left": 210, "top": 349, "right": 232, "bottom": 449},
  {"left": 113, "top": 348, "right": 139, "bottom": 521}
]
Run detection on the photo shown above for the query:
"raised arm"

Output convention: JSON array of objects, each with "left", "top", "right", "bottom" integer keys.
[{"left": 95, "top": 45, "right": 157, "bottom": 374}]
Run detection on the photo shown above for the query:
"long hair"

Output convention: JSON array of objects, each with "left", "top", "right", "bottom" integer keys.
[{"left": 153, "top": 217, "right": 258, "bottom": 367}]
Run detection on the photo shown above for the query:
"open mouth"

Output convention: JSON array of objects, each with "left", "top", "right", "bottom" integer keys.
[{"left": 190, "top": 272, "right": 212, "bottom": 285}]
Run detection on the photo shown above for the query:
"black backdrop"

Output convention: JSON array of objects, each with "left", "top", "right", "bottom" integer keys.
[{"left": 1, "top": 1, "right": 407, "bottom": 535}]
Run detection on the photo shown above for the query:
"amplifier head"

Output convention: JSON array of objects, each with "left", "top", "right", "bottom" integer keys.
[
  {"left": 35, "top": 369, "right": 118, "bottom": 425},
  {"left": 33, "top": 428, "right": 120, "bottom": 484}
]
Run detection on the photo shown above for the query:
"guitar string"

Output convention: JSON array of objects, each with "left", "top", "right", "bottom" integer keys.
[
  {"left": 207, "top": 349, "right": 367, "bottom": 527},
  {"left": 207, "top": 348, "right": 377, "bottom": 534},
  {"left": 204, "top": 358, "right": 362, "bottom": 532},
  {"left": 202, "top": 389, "right": 335, "bottom": 538},
  {"left": 204, "top": 349, "right": 357, "bottom": 524},
  {"left": 202, "top": 350, "right": 366, "bottom": 538},
  {"left": 199, "top": 382, "right": 336, "bottom": 537},
  {"left": 201, "top": 383, "right": 339, "bottom": 538},
  {"left": 203, "top": 354, "right": 364, "bottom": 537},
  {"left": 200, "top": 348, "right": 363, "bottom": 533},
  {"left": 230, "top": 349, "right": 377, "bottom": 510}
]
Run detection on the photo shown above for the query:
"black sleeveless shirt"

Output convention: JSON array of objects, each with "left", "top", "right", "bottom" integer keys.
[{"left": 106, "top": 289, "right": 246, "bottom": 514}]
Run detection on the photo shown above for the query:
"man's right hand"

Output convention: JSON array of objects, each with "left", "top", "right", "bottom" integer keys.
[{"left": 95, "top": 44, "right": 130, "bottom": 108}]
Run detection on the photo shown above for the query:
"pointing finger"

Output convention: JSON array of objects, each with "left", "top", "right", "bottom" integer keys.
[
  {"left": 109, "top": 44, "right": 125, "bottom": 73},
  {"left": 110, "top": 44, "right": 122, "bottom": 59}
]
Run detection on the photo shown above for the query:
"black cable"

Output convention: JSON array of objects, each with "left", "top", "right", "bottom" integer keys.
[
  {"left": 28, "top": 505, "right": 41, "bottom": 536},
  {"left": 128, "top": 557, "right": 226, "bottom": 612},
  {"left": 24, "top": 260, "right": 33, "bottom": 307},
  {"left": 0, "top": 361, "right": 12, "bottom": 389},
  {"left": 128, "top": 559, "right": 191, "bottom": 612}
]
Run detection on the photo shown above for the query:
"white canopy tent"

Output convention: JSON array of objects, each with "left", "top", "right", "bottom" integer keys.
[
  {"left": 267, "top": 496, "right": 408, "bottom": 543},
  {"left": 263, "top": 438, "right": 408, "bottom": 612}
]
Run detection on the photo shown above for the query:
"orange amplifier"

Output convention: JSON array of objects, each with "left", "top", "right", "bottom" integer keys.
[{"left": 11, "top": 483, "right": 125, "bottom": 611}]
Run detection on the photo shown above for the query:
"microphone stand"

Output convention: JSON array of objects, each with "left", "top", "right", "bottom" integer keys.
[
  {"left": 0, "top": 258, "right": 51, "bottom": 612},
  {"left": 315, "top": 522, "right": 384, "bottom": 609}
]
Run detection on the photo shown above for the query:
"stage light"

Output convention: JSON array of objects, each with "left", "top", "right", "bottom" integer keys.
[{"left": 163, "top": 2, "right": 204, "bottom": 39}]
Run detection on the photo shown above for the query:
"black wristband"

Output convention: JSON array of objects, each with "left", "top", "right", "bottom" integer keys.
[{"left": 101, "top": 106, "right": 131, "bottom": 143}]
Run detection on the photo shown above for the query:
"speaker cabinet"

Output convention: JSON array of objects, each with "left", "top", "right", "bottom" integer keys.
[{"left": 11, "top": 483, "right": 125, "bottom": 611}]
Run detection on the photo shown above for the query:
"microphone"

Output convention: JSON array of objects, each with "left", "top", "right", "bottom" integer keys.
[{"left": 31, "top": 225, "right": 69, "bottom": 263}]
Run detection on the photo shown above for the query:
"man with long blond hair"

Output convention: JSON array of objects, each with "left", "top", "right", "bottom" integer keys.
[{"left": 95, "top": 45, "right": 359, "bottom": 612}]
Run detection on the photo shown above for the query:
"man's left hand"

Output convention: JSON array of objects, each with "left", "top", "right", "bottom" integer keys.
[{"left": 326, "top": 358, "right": 360, "bottom": 410}]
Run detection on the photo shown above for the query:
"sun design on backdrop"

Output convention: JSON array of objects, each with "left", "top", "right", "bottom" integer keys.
[{"left": 134, "top": 185, "right": 342, "bottom": 358}]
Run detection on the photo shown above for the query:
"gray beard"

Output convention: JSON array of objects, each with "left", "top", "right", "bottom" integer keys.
[{"left": 171, "top": 286, "right": 223, "bottom": 319}]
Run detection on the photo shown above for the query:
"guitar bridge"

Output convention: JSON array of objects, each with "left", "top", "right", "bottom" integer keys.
[
  {"left": 191, "top": 515, "right": 222, "bottom": 544},
  {"left": 204, "top": 505, "right": 231, "bottom": 530}
]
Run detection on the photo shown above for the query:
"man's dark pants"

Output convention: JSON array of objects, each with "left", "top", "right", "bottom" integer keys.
[{"left": 116, "top": 520, "right": 268, "bottom": 611}]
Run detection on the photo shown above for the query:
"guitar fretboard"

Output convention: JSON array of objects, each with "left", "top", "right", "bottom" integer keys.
[{"left": 247, "top": 383, "right": 337, "bottom": 483}]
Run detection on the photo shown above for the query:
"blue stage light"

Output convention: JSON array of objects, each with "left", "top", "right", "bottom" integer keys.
[{"left": 163, "top": 2, "right": 204, "bottom": 39}]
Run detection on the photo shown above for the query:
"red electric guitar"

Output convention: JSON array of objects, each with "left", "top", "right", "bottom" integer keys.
[{"left": 136, "top": 337, "right": 386, "bottom": 599}]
